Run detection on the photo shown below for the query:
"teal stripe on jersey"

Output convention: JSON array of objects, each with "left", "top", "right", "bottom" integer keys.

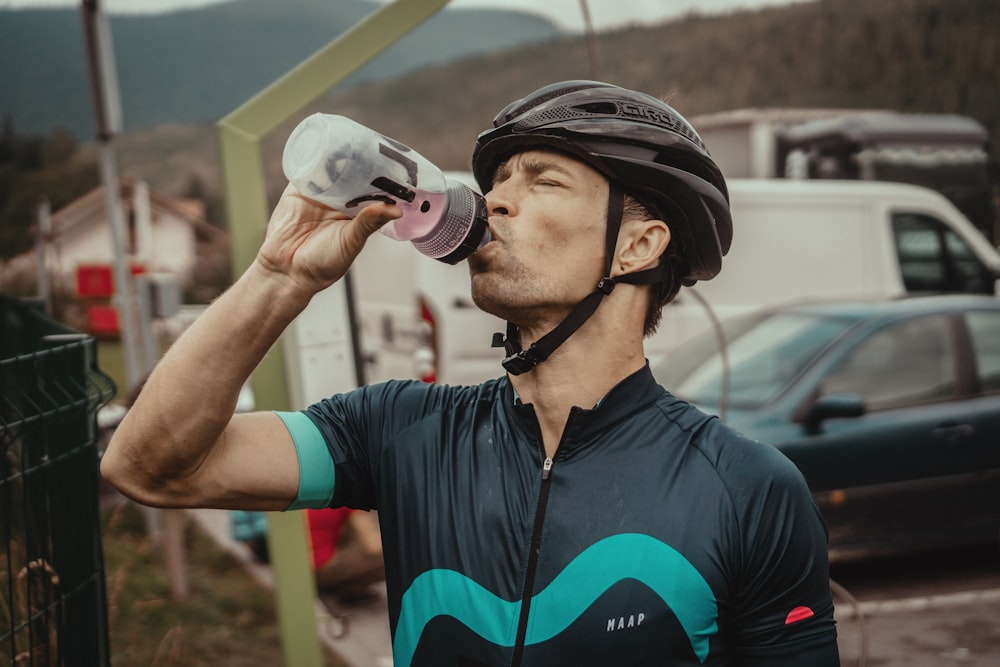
[
  {"left": 392, "top": 533, "right": 718, "bottom": 666},
  {"left": 527, "top": 533, "right": 717, "bottom": 660},
  {"left": 275, "top": 411, "right": 335, "bottom": 510},
  {"left": 394, "top": 569, "right": 521, "bottom": 666}
]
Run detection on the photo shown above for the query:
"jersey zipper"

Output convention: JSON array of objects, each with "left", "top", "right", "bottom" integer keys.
[{"left": 511, "top": 455, "right": 554, "bottom": 666}]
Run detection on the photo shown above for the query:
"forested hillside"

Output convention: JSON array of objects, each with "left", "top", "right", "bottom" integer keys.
[
  {"left": 0, "top": 0, "right": 561, "bottom": 137},
  {"left": 132, "top": 0, "right": 999, "bottom": 212},
  {"left": 2, "top": 0, "right": 997, "bottom": 261},
  {"left": 306, "top": 0, "right": 997, "bottom": 175}
]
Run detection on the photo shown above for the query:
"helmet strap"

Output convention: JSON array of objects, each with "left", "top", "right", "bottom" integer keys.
[{"left": 492, "top": 184, "right": 668, "bottom": 375}]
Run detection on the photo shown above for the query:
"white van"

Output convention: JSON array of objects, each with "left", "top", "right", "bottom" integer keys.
[{"left": 351, "top": 178, "right": 1000, "bottom": 386}]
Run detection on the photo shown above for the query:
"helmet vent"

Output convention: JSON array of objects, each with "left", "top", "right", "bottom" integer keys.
[
  {"left": 573, "top": 102, "right": 618, "bottom": 115},
  {"left": 523, "top": 106, "right": 586, "bottom": 126}
]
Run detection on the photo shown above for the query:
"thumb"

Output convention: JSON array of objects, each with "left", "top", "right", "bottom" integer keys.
[{"left": 341, "top": 202, "right": 402, "bottom": 252}]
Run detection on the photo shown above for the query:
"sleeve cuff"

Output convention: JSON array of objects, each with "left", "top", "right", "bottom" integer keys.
[{"left": 274, "top": 411, "right": 335, "bottom": 510}]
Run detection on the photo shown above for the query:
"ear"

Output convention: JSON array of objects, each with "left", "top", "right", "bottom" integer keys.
[{"left": 614, "top": 218, "right": 671, "bottom": 276}]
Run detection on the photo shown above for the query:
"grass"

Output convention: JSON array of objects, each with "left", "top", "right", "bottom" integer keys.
[
  {"left": 102, "top": 501, "right": 344, "bottom": 667},
  {"left": 96, "top": 341, "right": 131, "bottom": 402},
  {"left": 93, "top": 344, "right": 346, "bottom": 666}
]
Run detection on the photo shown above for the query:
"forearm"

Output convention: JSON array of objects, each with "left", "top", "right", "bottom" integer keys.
[
  {"left": 101, "top": 260, "right": 312, "bottom": 504},
  {"left": 101, "top": 189, "right": 396, "bottom": 508}
]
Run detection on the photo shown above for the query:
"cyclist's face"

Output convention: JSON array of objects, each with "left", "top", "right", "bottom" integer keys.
[{"left": 468, "top": 149, "right": 608, "bottom": 331}]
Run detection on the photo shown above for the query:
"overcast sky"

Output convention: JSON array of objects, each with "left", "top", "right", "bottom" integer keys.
[{"left": 0, "top": 0, "right": 810, "bottom": 32}]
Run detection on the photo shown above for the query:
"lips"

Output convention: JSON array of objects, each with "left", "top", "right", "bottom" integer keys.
[{"left": 485, "top": 221, "right": 503, "bottom": 244}]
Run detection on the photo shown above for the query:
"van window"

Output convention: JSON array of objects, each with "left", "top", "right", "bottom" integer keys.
[{"left": 892, "top": 213, "right": 993, "bottom": 294}]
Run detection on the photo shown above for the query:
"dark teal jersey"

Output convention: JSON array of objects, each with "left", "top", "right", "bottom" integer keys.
[{"left": 289, "top": 365, "right": 839, "bottom": 666}]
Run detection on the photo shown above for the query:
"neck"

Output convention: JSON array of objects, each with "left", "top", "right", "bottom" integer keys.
[{"left": 510, "top": 296, "right": 646, "bottom": 458}]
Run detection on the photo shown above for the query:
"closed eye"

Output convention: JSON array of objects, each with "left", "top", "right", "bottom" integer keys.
[{"left": 492, "top": 155, "right": 575, "bottom": 190}]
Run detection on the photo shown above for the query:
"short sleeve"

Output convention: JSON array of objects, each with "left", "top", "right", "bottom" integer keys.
[
  {"left": 301, "top": 379, "right": 457, "bottom": 511},
  {"left": 275, "top": 410, "right": 335, "bottom": 510},
  {"left": 724, "top": 440, "right": 840, "bottom": 665}
]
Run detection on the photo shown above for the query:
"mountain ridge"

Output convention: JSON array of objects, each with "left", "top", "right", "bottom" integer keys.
[
  {"left": 3, "top": 0, "right": 996, "bottom": 234},
  {"left": 0, "top": 0, "right": 563, "bottom": 138}
]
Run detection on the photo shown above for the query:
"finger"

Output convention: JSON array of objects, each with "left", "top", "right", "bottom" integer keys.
[
  {"left": 339, "top": 202, "right": 402, "bottom": 257},
  {"left": 281, "top": 182, "right": 346, "bottom": 216},
  {"left": 352, "top": 202, "right": 402, "bottom": 236},
  {"left": 268, "top": 185, "right": 349, "bottom": 236}
]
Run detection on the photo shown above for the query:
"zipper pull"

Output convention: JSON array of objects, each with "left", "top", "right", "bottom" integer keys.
[{"left": 542, "top": 457, "right": 553, "bottom": 480}]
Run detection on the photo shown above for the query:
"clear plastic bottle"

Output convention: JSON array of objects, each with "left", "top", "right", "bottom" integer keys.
[{"left": 282, "top": 113, "right": 490, "bottom": 264}]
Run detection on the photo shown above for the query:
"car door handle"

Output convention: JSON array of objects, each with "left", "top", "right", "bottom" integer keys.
[{"left": 931, "top": 423, "right": 975, "bottom": 446}]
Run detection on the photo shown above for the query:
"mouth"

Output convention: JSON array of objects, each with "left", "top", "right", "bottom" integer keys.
[
  {"left": 485, "top": 218, "right": 505, "bottom": 244},
  {"left": 475, "top": 226, "right": 498, "bottom": 252},
  {"left": 468, "top": 234, "right": 496, "bottom": 269}
]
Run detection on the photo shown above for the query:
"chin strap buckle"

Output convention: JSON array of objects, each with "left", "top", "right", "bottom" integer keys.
[
  {"left": 492, "top": 330, "right": 540, "bottom": 375},
  {"left": 596, "top": 276, "right": 616, "bottom": 295},
  {"left": 493, "top": 322, "right": 520, "bottom": 358},
  {"left": 501, "top": 346, "right": 541, "bottom": 376}
]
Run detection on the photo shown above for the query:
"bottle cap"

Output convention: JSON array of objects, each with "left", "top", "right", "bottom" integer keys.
[{"left": 412, "top": 180, "right": 489, "bottom": 264}]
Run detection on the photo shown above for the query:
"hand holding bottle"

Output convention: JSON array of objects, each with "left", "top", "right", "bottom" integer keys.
[
  {"left": 282, "top": 114, "right": 489, "bottom": 264},
  {"left": 256, "top": 183, "right": 401, "bottom": 295}
]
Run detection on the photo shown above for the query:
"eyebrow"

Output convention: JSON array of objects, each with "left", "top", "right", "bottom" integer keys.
[{"left": 493, "top": 155, "right": 574, "bottom": 185}]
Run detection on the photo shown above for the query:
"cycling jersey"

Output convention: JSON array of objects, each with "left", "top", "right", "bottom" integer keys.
[{"left": 280, "top": 365, "right": 839, "bottom": 666}]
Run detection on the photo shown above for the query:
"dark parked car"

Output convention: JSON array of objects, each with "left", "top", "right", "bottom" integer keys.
[{"left": 652, "top": 295, "right": 1000, "bottom": 562}]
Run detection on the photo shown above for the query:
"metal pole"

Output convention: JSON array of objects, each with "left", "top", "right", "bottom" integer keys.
[
  {"left": 95, "top": 143, "right": 143, "bottom": 389},
  {"left": 579, "top": 0, "right": 603, "bottom": 80},
  {"left": 35, "top": 197, "right": 52, "bottom": 314},
  {"left": 80, "top": 0, "right": 142, "bottom": 391}
]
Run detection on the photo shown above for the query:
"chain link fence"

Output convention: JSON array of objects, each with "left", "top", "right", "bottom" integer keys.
[{"left": 2, "top": 295, "right": 116, "bottom": 666}]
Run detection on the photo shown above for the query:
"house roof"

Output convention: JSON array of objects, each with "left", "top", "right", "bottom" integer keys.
[{"left": 49, "top": 178, "right": 227, "bottom": 243}]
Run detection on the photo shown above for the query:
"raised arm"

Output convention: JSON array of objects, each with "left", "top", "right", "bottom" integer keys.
[{"left": 100, "top": 185, "right": 399, "bottom": 511}]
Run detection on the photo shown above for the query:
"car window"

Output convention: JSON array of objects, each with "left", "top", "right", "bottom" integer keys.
[
  {"left": 893, "top": 213, "right": 992, "bottom": 294},
  {"left": 821, "top": 314, "right": 956, "bottom": 410},
  {"left": 966, "top": 311, "right": 1000, "bottom": 393},
  {"left": 658, "top": 312, "right": 848, "bottom": 409}
]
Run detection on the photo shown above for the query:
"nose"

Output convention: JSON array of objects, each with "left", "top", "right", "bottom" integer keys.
[{"left": 486, "top": 182, "right": 515, "bottom": 217}]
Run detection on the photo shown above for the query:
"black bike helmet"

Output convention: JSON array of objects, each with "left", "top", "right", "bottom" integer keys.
[{"left": 472, "top": 80, "right": 733, "bottom": 374}]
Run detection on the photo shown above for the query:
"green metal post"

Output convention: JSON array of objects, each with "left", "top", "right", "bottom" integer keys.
[{"left": 216, "top": 2, "right": 450, "bottom": 665}]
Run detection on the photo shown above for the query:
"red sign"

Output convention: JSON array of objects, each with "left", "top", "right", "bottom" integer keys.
[
  {"left": 86, "top": 304, "right": 120, "bottom": 336},
  {"left": 77, "top": 265, "right": 114, "bottom": 298},
  {"left": 76, "top": 263, "right": 146, "bottom": 297}
]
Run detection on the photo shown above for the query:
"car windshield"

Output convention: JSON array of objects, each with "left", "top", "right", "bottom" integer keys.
[{"left": 655, "top": 311, "right": 850, "bottom": 409}]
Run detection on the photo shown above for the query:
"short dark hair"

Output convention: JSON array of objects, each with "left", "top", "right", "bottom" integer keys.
[{"left": 622, "top": 195, "right": 687, "bottom": 337}]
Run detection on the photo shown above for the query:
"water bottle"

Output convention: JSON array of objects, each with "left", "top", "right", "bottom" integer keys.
[{"left": 282, "top": 113, "right": 490, "bottom": 264}]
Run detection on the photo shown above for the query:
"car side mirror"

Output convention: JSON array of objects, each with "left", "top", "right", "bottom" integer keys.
[{"left": 802, "top": 393, "right": 866, "bottom": 434}]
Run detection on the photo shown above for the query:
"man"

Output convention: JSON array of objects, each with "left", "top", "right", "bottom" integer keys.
[{"left": 102, "top": 81, "right": 839, "bottom": 665}]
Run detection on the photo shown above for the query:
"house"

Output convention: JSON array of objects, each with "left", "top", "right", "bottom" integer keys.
[
  {"left": 0, "top": 178, "right": 229, "bottom": 335},
  {"left": 47, "top": 178, "right": 226, "bottom": 281}
]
